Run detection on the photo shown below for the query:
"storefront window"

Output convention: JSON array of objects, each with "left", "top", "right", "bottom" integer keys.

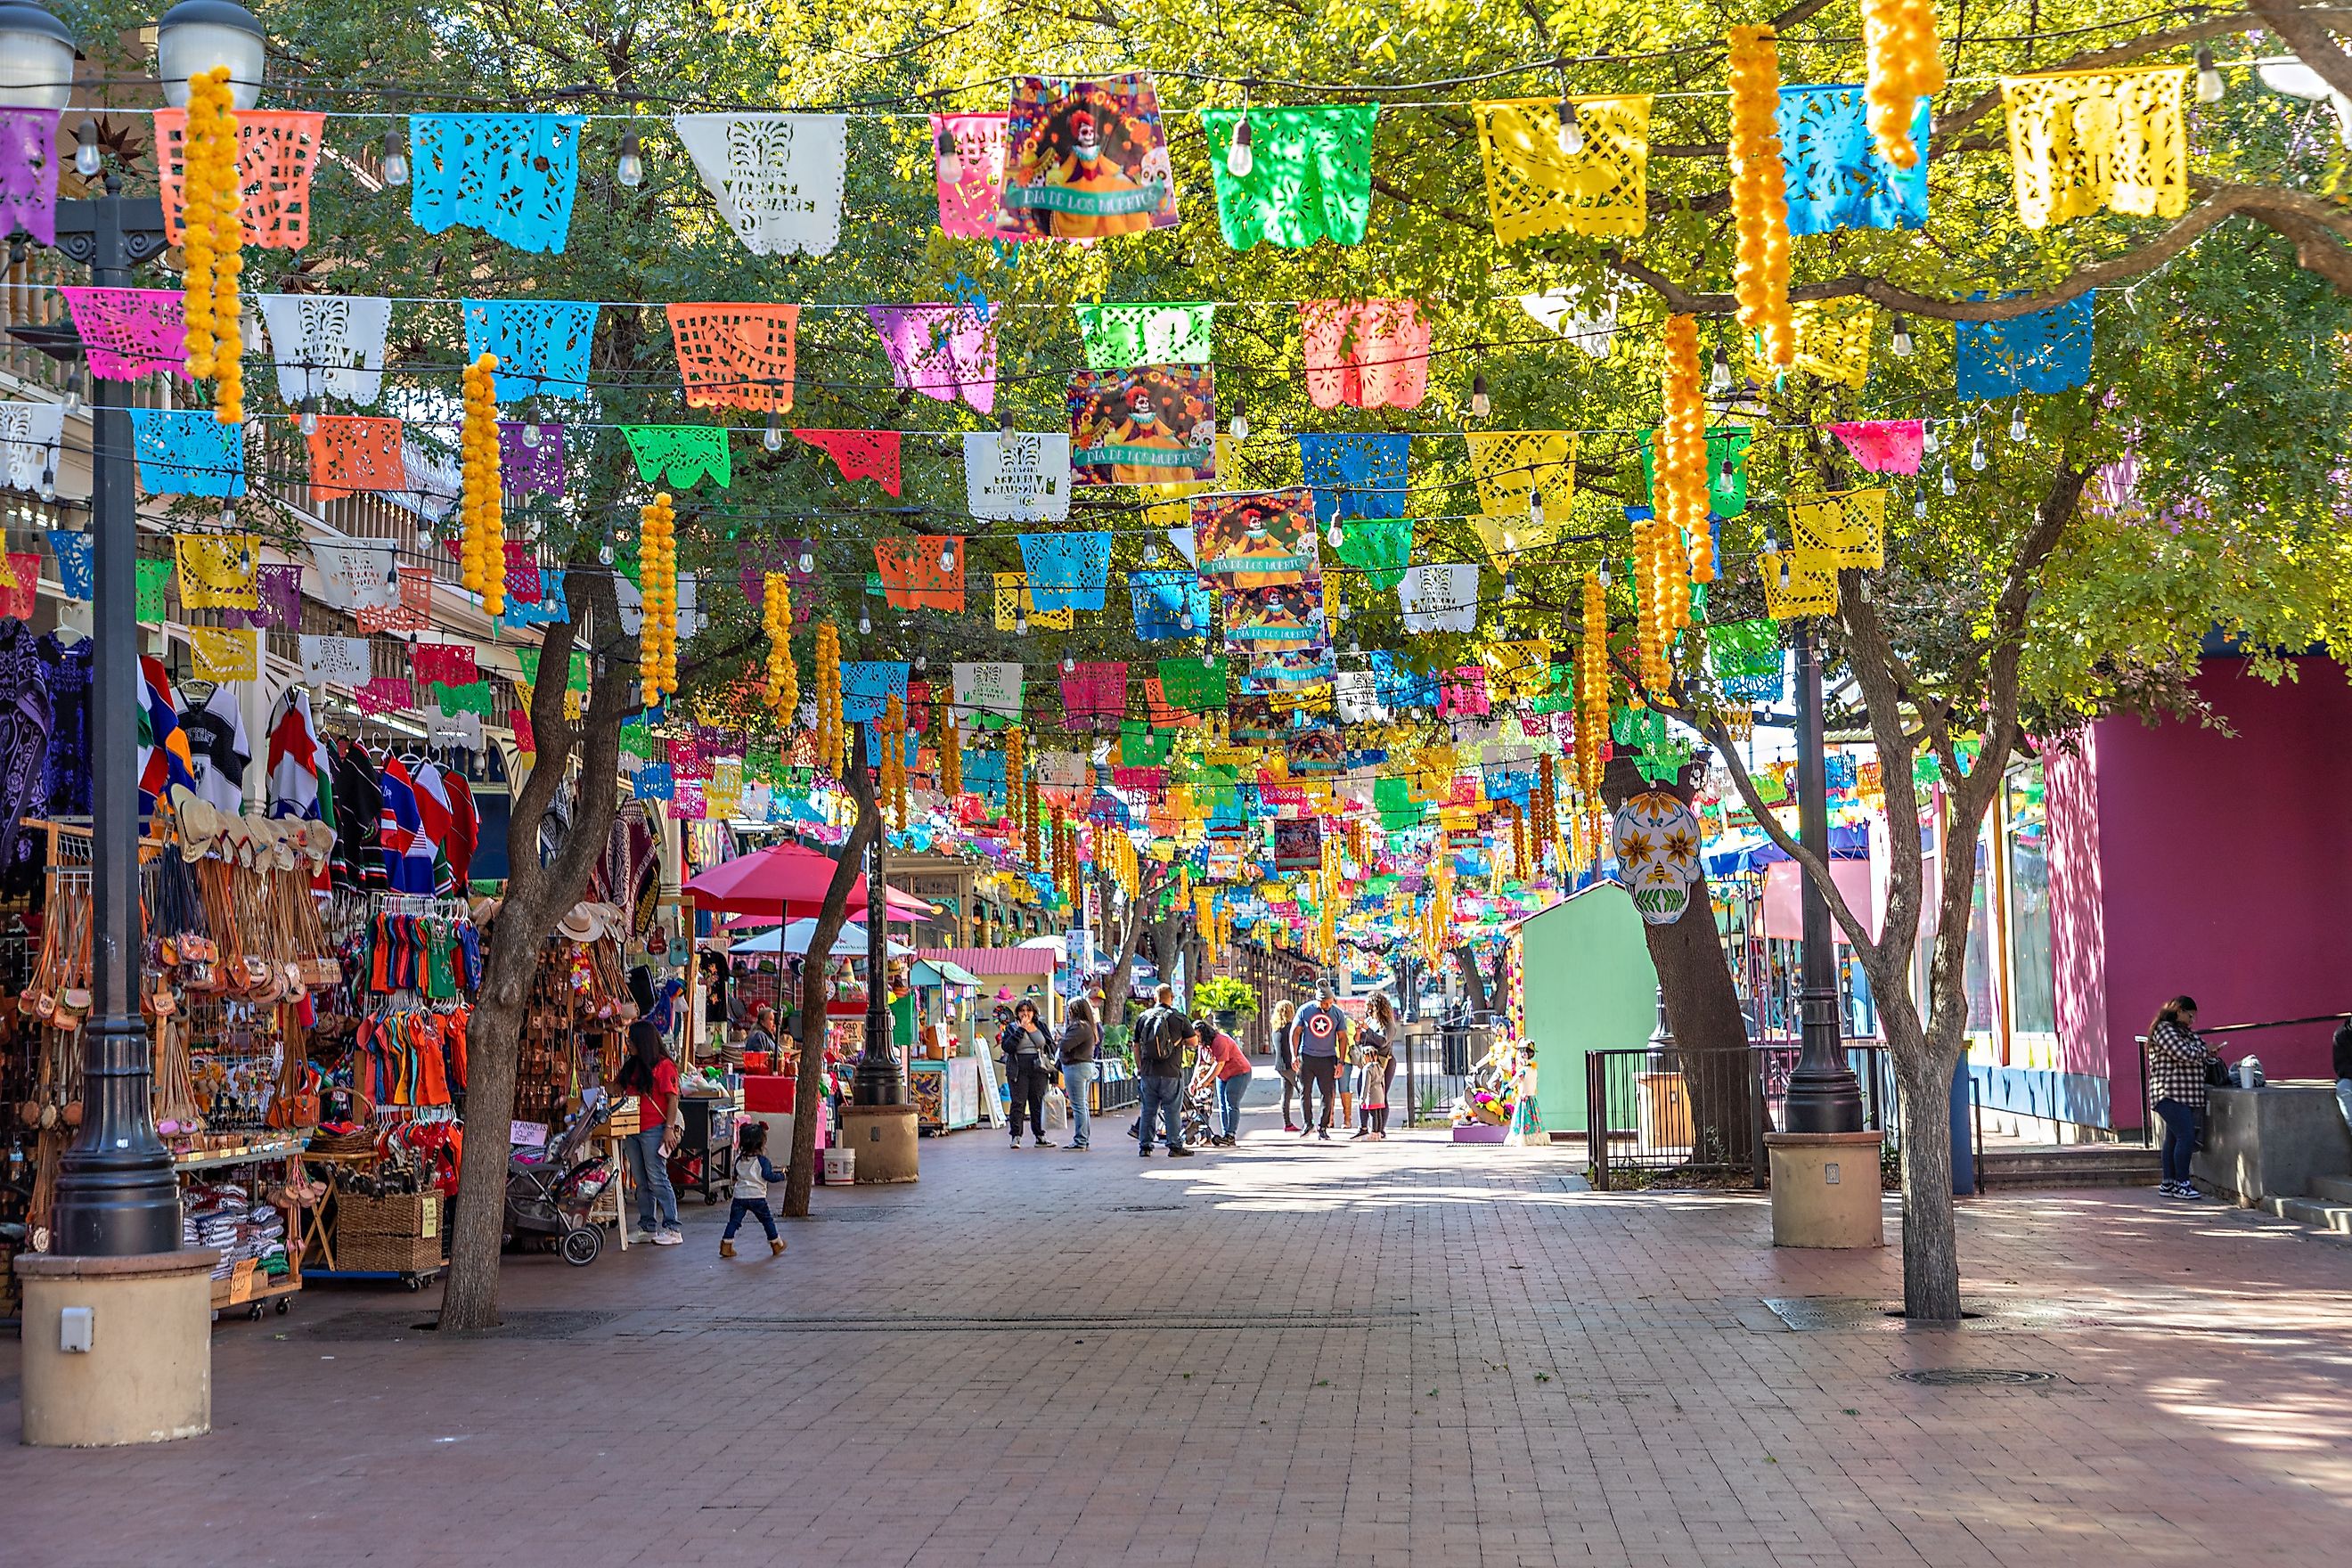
[
  {"left": 2005, "top": 760, "right": 2056, "bottom": 1035},
  {"left": 1964, "top": 835, "right": 1998, "bottom": 1033}
]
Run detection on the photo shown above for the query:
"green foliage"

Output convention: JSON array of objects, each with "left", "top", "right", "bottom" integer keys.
[{"left": 1195, "top": 975, "right": 1259, "bottom": 1015}]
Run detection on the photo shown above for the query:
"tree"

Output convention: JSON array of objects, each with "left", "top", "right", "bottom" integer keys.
[{"left": 780, "top": 730, "right": 881, "bottom": 1218}]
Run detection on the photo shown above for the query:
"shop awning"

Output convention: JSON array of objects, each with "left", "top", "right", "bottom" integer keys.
[
  {"left": 913, "top": 958, "right": 982, "bottom": 987},
  {"left": 912, "top": 946, "right": 1060, "bottom": 976},
  {"left": 732, "top": 919, "right": 913, "bottom": 957}
]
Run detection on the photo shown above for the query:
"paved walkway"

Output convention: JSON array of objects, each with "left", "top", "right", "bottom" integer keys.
[{"left": 5, "top": 1070, "right": 2349, "bottom": 1567}]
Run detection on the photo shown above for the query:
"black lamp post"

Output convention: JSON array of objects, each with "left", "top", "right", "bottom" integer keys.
[
  {"left": 851, "top": 732, "right": 902, "bottom": 1106},
  {"left": 1779, "top": 619, "right": 1864, "bottom": 1133},
  {"left": 2, "top": 0, "right": 270, "bottom": 1255}
]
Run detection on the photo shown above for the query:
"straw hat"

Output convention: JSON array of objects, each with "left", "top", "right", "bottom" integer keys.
[{"left": 556, "top": 904, "right": 601, "bottom": 943}]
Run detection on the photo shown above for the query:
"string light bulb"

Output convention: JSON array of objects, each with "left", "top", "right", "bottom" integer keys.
[
  {"left": 1556, "top": 97, "right": 1586, "bottom": 156},
  {"left": 938, "top": 542, "right": 957, "bottom": 573},
  {"left": 1014, "top": 608, "right": 1028, "bottom": 636},
  {"left": 1922, "top": 420, "right": 1939, "bottom": 454},
  {"left": 858, "top": 608, "right": 871, "bottom": 635},
  {"left": 380, "top": 129, "right": 408, "bottom": 188},
  {"left": 2008, "top": 406, "right": 2028, "bottom": 442},
  {"left": 1891, "top": 314, "right": 1914, "bottom": 357},
  {"left": 298, "top": 396, "right": 319, "bottom": 436},
  {"left": 520, "top": 421, "right": 541, "bottom": 448},
  {"left": 935, "top": 126, "right": 961, "bottom": 184},
  {"left": 1528, "top": 490, "right": 1545, "bottom": 532},
  {"left": 1941, "top": 464, "right": 1956, "bottom": 495},
  {"left": 73, "top": 119, "right": 98, "bottom": 178},
  {"left": 1061, "top": 653, "right": 1076, "bottom": 674},
  {"left": 2196, "top": 45, "right": 2225, "bottom": 104},
  {"left": 1502, "top": 569, "right": 1519, "bottom": 603},
  {"left": 617, "top": 133, "right": 645, "bottom": 188},
  {"left": 1326, "top": 520, "right": 1343, "bottom": 548},
  {"left": 1225, "top": 111, "right": 1254, "bottom": 178},
  {"left": 798, "top": 547, "right": 814, "bottom": 573},
  {"left": 1470, "top": 372, "right": 1490, "bottom": 419},
  {"left": 1229, "top": 397, "right": 1248, "bottom": 441},
  {"left": 764, "top": 410, "right": 783, "bottom": 453},
  {"left": 1970, "top": 435, "right": 1989, "bottom": 471},
  {"left": 1709, "top": 347, "right": 1733, "bottom": 394}
]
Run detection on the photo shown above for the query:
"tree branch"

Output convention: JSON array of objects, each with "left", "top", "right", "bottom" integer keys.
[{"left": 2245, "top": 3, "right": 2352, "bottom": 102}]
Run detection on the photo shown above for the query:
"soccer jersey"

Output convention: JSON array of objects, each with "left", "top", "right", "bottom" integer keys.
[{"left": 177, "top": 685, "right": 250, "bottom": 815}]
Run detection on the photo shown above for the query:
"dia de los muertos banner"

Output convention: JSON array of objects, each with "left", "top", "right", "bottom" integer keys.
[
  {"left": 999, "top": 75, "right": 1180, "bottom": 241},
  {"left": 1068, "top": 363, "right": 1216, "bottom": 486}
]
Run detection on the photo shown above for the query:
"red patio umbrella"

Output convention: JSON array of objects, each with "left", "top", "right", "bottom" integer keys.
[{"left": 683, "top": 842, "right": 932, "bottom": 920}]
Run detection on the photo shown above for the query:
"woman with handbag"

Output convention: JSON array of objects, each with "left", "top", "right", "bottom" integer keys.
[
  {"left": 2146, "top": 995, "right": 2221, "bottom": 1200},
  {"left": 615, "top": 1020, "right": 684, "bottom": 1244},
  {"left": 1056, "top": 997, "right": 1101, "bottom": 1151},
  {"left": 999, "top": 999, "right": 1056, "bottom": 1148}
]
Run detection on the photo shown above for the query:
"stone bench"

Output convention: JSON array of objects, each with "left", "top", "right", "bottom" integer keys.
[{"left": 2193, "top": 1082, "right": 2352, "bottom": 1205}]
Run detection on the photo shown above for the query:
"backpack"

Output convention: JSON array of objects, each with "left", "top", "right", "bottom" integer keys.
[{"left": 1141, "top": 1007, "right": 1190, "bottom": 1071}]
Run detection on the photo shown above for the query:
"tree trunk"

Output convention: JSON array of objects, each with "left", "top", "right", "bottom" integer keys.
[
  {"left": 780, "top": 731, "right": 880, "bottom": 1219},
  {"left": 441, "top": 568, "right": 632, "bottom": 1332},
  {"left": 1097, "top": 865, "right": 1163, "bottom": 1027},
  {"left": 1892, "top": 1045, "right": 1964, "bottom": 1319},
  {"left": 1599, "top": 754, "right": 1755, "bottom": 1170},
  {"left": 1450, "top": 945, "right": 1490, "bottom": 1012}
]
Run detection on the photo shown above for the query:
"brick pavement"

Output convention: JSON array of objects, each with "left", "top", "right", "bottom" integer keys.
[{"left": 4, "top": 1073, "right": 2348, "bottom": 1567}]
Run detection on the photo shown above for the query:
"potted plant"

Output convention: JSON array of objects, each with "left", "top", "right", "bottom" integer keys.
[{"left": 1195, "top": 976, "right": 1259, "bottom": 1033}]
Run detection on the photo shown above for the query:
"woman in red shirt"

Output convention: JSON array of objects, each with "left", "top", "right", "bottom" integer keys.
[
  {"left": 1194, "top": 1019, "right": 1254, "bottom": 1147},
  {"left": 615, "top": 1021, "right": 683, "bottom": 1244}
]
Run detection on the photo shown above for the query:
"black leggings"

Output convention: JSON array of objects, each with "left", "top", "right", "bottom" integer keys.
[
  {"left": 1368, "top": 1106, "right": 1389, "bottom": 1135},
  {"left": 1302, "top": 1057, "right": 1339, "bottom": 1129},
  {"left": 1009, "top": 1061, "right": 1051, "bottom": 1139}
]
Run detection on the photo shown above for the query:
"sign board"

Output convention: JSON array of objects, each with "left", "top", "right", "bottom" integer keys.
[{"left": 510, "top": 1120, "right": 550, "bottom": 1150}]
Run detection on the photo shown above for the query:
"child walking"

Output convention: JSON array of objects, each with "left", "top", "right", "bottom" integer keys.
[
  {"left": 720, "top": 1120, "right": 788, "bottom": 1258},
  {"left": 1360, "top": 1035, "right": 1393, "bottom": 1139}
]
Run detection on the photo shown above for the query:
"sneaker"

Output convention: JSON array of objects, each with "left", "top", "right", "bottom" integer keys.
[
  {"left": 2157, "top": 1180, "right": 2182, "bottom": 1196},
  {"left": 1318, "top": 1129, "right": 1332, "bottom": 1141},
  {"left": 769, "top": 1237, "right": 787, "bottom": 1257},
  {"left": 719, "top": 1238, "right": 738, "bottom": 1259},
  {"left": 1009, "top": 1137, "right": 1024, "bottom": 1148},
  {"left": 1349, "top": 1129, "right": 1369, "bottom": 1140},
  {"left": 2176, "top": 1183, "right": 2206, "bottom": 1200},
  {"left": 1297, "top": 1125, "right": 1312, "bottom": 1137},
  {"left": 1283, "top": 1123, "right": 1301, "bottom": 1132},
  {"left": 1167, "top": 1146, "right": 1196, "bottom": 1157},
  {"left": 1072, "top": 1140, "right": 1090, "bottom": 1152},
  {"left": 1033, "top": 1139, "right": 1057, "bottom": 1148},
  {"left": 1138, "top": 1147, "right": 1152, "bottom": 1157},
  {"left": 630, "top": 1226, "right": 657, "bottom": 1243},
  {"left": 651, "top": 1229, "right": 683, "bottom": 1246}
]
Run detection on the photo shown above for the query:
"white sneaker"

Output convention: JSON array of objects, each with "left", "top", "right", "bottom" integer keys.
[
  {"left": 650, "top": 1229, "right": 684, "bottom": 1245},
  {"left": 629, "top": 1226, "right": 657, "bottom": 1243}
]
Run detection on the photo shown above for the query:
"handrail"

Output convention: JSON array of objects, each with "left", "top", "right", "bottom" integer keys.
[{"left": 2136, "top": 1013, "right": 2350, "bottom": 1144}]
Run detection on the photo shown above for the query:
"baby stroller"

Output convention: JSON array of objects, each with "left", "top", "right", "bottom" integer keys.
[
  {"left": 1179, "top": 1060, "right": 1219, "bottom": 1149},
  {"left": 504, "top": 1089, "right": 615, "bottom": 1266}
]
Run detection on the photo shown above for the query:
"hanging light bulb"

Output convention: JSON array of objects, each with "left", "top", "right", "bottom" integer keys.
[
  {"left": 764, "top": 411, "right": 783, "bottom": 453},
  {"left": 1970, "top": 436, "right": 1988, "bottom": 471},
  {"left": 599, "top": 542, "right": 615, "bottom": 563},
  {"left": 1502, "top": 570, "right": 1519, "bottom": 603},
  {"left": 298, "top": 396, "right": 320, "bottom": 436},
  {"left": 1709, "top": 347, "right": 1733, "bottom": 395},
  {"left": 915, "top": 653, "right": 928, "bottom": 672},
  {"left": 1225, "top": 112, "right": 1254, "bottom": 179},
  {"left": 1529, "top": 490, "right": 1545, "bottom": 533},
  {"left": 2196, "top": 45, "right": 2225, "bottom": 104},
  {"left": 858, "top": 608, "right": 872, "bottom": 635},
  {"left": 1941, "top": 465, "right": 1956, "bottom": 495},
  {"left": 2008, "top": 406, "right": 2028, "bottom": 442},
  {"left": 935, "top": 126, "right": 962, "bottom": 185},
  {"left": 938, "top": 542, "right": 957, "bottom": 573},
  {"left": 38, "top": 468, "right": 55, "bottom": 502},
  {"left": 1596, "top": 563, "right": 1610, "bottom": 589},
  {"left": 63, "top": 368, "right": 81, "bottom": 416},
  {"left": 520, "top": 421, "right": 542, "bottom": 448},
  {"left": 1501, "top": 528, "right": 1518, "bottom": 552},
  {"left": 1914, "top": 492, "right": 1928, "bottom": 519},
  {"left": 217, "top": 504, "right": 235, "bottom": 528},
  {"left": 1061, "top": 653, "right": 1076, "bottom": 674},
  {"left": 1922, "top": 420, "right": 1939, "bottom": 454},
  {"left": 1470, "top": 372, "right": 1490, "bottom": 420},
  {"left": 1332, "top": 591, "right": 1349, "bottom": 623},
  {"left": 617, "top": 133, "right": 645, "bottom": 188},
  {"left": 1229, "top": 396, "right": 1249, "bottom": 441},
  {"left": 380, "top": 129, "right": 409, "bottom": 188},
  {"left": 1890, "top": 314, "right": 1914, "bottom": 358},
  {"left": 1014, "top": 608, "right": 1029, "bottom": 636},
  {"left": 1178, "top": 611, "right": 1195, "bottom": 632},
  {"left": 1556, "top": 98, "right": 1586, "bottom": 156},
  {"left": 1326, "top": 520, "right": 1343, "bottom": 548},
  {"left": 798, "top": 547, "right": 815, "bottom": 574}
]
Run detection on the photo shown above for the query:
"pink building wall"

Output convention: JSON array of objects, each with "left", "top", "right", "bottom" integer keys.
[{"left": 2054, "top": 658, "right": 2352, "bottom": 1128}]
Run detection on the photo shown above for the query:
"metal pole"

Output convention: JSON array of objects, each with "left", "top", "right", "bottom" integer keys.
[
  {"left": 853, "top": 784, "right": 902, "bottom": 1106},
  {"left": 1781, "top": 619, "right": 1864, "bottom": 1134},
  {"left": 52, "top": 185, "right": 178, "bottom": 1256}
]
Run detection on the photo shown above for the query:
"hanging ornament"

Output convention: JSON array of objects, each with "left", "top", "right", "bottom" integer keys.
[
  {"left": 1003, "top": 725, "right": 1025, "bottom": 835},
  {"left": 1648, "top": 315, "right": 1707, "bottom": 690},
  {"left": 460, "top": 352, "right": 507, "bottom": 617},
  {"left": 1727, "top": 26, "right": 1794, "bottom": 371},
  {"left": 1860, "top": 0, "right": 1946, "bottom": 169},
  {"left": 936, "top": 690, "right": 962, "bottom": 796},
  {"left": 180, "top": 64, "right": 244, "bottom": 423},
  {"left": 1578, "top": 569, "right": 1610, "bottom": 800},
  {"left": 813, "top": 619, "right": 842, "bottom": 772},
  {"left": 763, "top": 572, "right": 798, "bottom": 721},
  {"left": 639, "top": 492, "right": 677, "bottom": 702}
]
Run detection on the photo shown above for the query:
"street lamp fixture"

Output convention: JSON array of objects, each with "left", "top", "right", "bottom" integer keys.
[
  {"left": 0, "top": 0, "right": 74, "bottom": 110},
  {"left": 155, "top": 0, "right": 267, "bottom": 110}
]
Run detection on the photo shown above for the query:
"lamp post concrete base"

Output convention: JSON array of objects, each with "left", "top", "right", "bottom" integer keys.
[
  {"left": 838, "top": 1104, "right": 920, "bottom": 1183},
  {"left": 1764, "top": 1131, "right": 1885, "bottom": 1249},
  {"left": 14, "top": 1249, "right": 218, "bottom": 1447}
]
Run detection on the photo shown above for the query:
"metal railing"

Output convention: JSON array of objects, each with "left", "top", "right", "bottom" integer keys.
[
  {"left": 1585, "top": 1041, "right": 1893, "bottom": 1191},
  {"left": 2136, "top": 1013, "right": 2350, "bottom": 1142}
]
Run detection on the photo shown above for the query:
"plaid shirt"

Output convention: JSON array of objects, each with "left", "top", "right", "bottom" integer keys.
[{"left": 2147, "top": 1020, "right": 2214, "bottom": 1108}]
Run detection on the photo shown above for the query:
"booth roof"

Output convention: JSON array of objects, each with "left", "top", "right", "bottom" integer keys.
[{"left": 913, "top": 947, "right": 1061, "bottom": 976}]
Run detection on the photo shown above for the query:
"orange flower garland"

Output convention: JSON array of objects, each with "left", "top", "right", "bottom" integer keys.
[
  {"left": 1577, "top": 568, "right": 1609, "bottom": 800},
  {"left": 459, "top": 353, "right": 506, "bottom": 617},
  {"left": 180, "top": 64, "right": 243, "bottom": 423},
  {"left": 882, "top": 694, "right": 909, "bottom": 827},
  {"left": 1003, "top": 725, "right": 1025, "bottom": 836},
  {"left": 1861, "top": 0, "right": 1945, "bottom": 169},
  {"left": 1646, "top": 315, "right": 1708, "bottom": 690},
  {"left": 638, "top": 492, "right": 676, "bottom": 703},
  {"left": 812, "top": 620, "right": 842, "bottom": 772},
  {"left": 762, "top": 574, "right": 797, "bottom": 722},
  {"left": 1727, "top": 26, "right": 1794, "bottom": 372},
  {"left": 1025, "top": 772, "right": 1042, "bottom": 867},
  {"left": 937, "top": 691, "right": 962, "bottom": 796}
]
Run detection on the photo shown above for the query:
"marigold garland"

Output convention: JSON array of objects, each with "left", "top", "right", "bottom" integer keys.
[
  {"left": 936, "top": 691, "right": 962, "bottom": 796},
  {"left": 1727, "top": 26, "right": 1794, "bottom": 372},
  {"left": 882, "top": 694, "right": 909, "bottom": 828},
  {"left": 1002, "top": 725, "right": 1025, "bottom": 835},
  {"left": 813, "top": 620, "right": 842, "bottom": 772},
  {"left": 638, "top": 492, "right": 676, "bottom": 703},
  {"left": 459, "top": 353, "right": 506, "bottom": 617},
  {"left": 1025, "top": 772, "right": 1042, "bottom": 867},
  {"left": 180, "top": 65, "right": 243, "bottom": 423},
  {"left": 1646, "top": 315, "right": 1708, "bottom": 690},
  {"left": 1861, "top": 0, "right": 1946, "bottom": 170},
  {"left": 1577, "top": 569, "right": 1609, "bottom": 801},
  {"left": 762, "top": 574, "right": 798, "bottom": 721}
]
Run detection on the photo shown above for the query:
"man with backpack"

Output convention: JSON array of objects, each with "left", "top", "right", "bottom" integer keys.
[{"left": 1133, "top": 984, "right": 1196, "bottom": 1158}]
